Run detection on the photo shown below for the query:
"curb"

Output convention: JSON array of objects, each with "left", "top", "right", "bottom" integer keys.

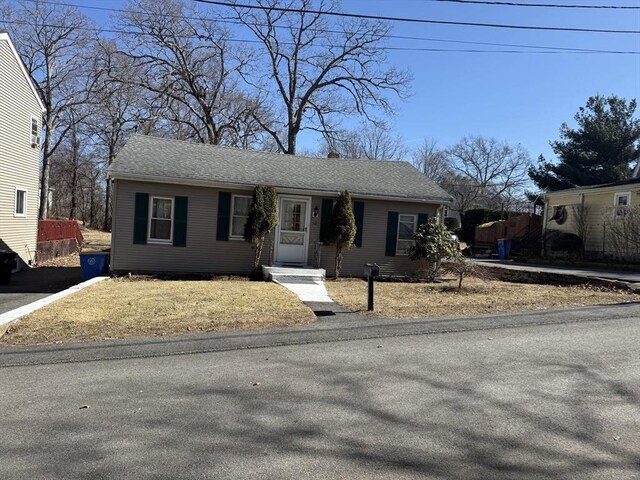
[{"left": 0, "top": 276, "right": 109, "bottom": 329}]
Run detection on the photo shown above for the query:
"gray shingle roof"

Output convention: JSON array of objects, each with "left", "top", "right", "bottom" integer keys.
[{"left": 109, "top": 135, "right": 452, "bottom": 203}]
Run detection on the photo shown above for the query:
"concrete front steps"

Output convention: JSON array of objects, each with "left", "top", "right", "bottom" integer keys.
[
  {"left": 262, "top": 266, "right": 326, "bottom": 283},
  {"left": 262, "top": 266, "right": 331, "bottom": 303}
]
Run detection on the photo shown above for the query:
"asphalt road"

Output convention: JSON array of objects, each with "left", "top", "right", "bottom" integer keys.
[{"left": 1, "top": 310, "right": 639, "bottom": 479}]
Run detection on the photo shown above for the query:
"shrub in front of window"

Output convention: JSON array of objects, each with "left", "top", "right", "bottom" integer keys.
[
  {"left": 244, "top": 185, "right": 278, "bottom": 272},
  {"left": 327, "top": 190, "right": 356, "bottom": 279},
  {"left": 408, "top": 220, "right": 460, "bottom": 281}
]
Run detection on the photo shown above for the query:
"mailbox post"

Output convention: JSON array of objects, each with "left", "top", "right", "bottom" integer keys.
[{"left": 363, "top": 263, "right": 380, "bottom": 311}]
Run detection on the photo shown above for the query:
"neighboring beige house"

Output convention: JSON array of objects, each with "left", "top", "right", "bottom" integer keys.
[
  {"left": 543, "top": 177, "right": 640, "bottom": 259},
  {"left": 108, "top": 135, "right": 453, "bottom": 277},
  {"left": 0, "top": 32, "right": 45, "bottom": 269}
]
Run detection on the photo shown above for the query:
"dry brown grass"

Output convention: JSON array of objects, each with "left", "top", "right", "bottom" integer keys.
[
  {"left": 1, "top": 279, "right": 314, "bottom": 345},
  {"left": 325, "top": 277, "right": 637, "bottom": 319},
  {"left": 81, "top": 227, "right": 111, "bottom": 251}
]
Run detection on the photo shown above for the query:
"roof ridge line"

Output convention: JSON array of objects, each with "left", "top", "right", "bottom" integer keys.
[{"left": 130, "top": 134, "right": 411, "bottom": 165}]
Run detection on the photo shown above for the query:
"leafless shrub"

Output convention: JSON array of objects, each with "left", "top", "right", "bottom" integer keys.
[{"left": 605, "top": 206, "right": 640, "bottom": 261}]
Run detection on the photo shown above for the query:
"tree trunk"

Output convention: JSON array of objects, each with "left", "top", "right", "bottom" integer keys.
[
  {"left": 38, "top": 134, "right": 51, "bottom": 219},
  {"left": 69, "top": 166, "right": 77, "bottom": 220},
  {"left": 334, "top": 246, "right": 343, "bottom": 279},
  {"left": 103, "top": 145, "right": 116, "bottom": 231},
  {"left": 253, "top": 238, "right": 264, "bottom": 273},
  {"left": 287, "top": 127, "right": 297, "bottom": 155},
  {"left": 103, "top": 178, "right": 111, "bottom": 231}
]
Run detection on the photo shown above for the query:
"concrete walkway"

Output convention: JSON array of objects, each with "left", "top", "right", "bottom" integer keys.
[
  {"left": 474, "top": 259, "right": 640, "bottom": 285},
  {"left": 274, "top": 276, "right": 333, "bottom": 303}
]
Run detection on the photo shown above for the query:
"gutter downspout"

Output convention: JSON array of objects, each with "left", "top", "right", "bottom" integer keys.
[
  {"left": 541, "top": 194, "right": 549, "bottom": 257},
  {"left": 580, "top": 193, "right": 586, "bottom": 259}
]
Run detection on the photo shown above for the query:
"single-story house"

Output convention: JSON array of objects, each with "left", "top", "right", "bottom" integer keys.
[
  {"left": 108, "top": 135, "right": 453, "bottom": 277},
  {"left": 543, "top": 177, "right": 640, "bottom": 259}
]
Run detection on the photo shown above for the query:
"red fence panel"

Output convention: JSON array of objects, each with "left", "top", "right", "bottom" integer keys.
[{"left": 37, "top": 220, "right": 84, "bottom": 247}]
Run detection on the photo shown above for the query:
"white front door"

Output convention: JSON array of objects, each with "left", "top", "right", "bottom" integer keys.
[{"left": 275, "top": 196, "right": 310, "bottom": 265}]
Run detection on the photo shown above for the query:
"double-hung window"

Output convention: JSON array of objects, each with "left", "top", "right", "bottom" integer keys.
[
  {"left": 396, "top": 214, "right": 417, "bottom": 255},
  {"left": 230, "top": 195, "right": 251, "bottom": 239},
  {"left": 15, "top": 189, "right": 27, "bottom": 217},
  {"left": 614, "top": 192, "right": 631, "bottom": 218},
  {"left": 148, "top": 196, "right": 173, "bottom": 243}
]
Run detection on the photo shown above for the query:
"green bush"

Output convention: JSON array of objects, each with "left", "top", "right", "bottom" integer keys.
[
  {"left": 408, "top": 220, "right": 461, "bottom": 280},
  {"left": 327, "top": 191, "right": 356, "bottom": 279},
  {"left": 244, "top": 185, "right": 278, "bottom": 272}
]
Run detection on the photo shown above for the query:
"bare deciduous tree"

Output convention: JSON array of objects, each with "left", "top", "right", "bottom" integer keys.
[
  {"left": 445, "top": 136, "right": 532, "bottom": 212},
  {"left": 89, "top": 40, "right": 148, "bottom": 230},
  {"left": 231, "top": 0, "right": 411, "bottom": 154},
  {"left": 115, "top": 0, "right": 256, "bottom": 145},
  {"left": 322, "top": 122, "right": 407, "bottom": 160},
  {"left": 412, "top": 139, "right": 450, "bottom": 182},
  {"left": 571, "top": 202, "right": 591, "bottom": 259}
]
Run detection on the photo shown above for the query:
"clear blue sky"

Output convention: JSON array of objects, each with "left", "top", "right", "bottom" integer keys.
[{"left": 66, "top": 0, "right": 640, "bottom": 163}]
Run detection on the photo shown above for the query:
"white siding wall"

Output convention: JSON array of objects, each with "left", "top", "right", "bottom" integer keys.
[{"left": 0, "top": 39, "right": 42, "bottom": 267}]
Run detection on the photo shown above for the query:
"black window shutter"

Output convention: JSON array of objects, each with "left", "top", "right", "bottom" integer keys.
[
  {"left": 385, "top": 211, "right": 399, "bottom": 256},
  {"left": 173, "top": 196, "right": 188, "bottom": 247},
  {"left": 417, "top": 213, "right": 429, "bottom": 227},
  {"left": 133, "top": 192, "right": 149, "bottom": 245},
  {"left": 216, "top": 191, "right": 231, "bottom": 241},
  {"left": 353, "top": 201, "right": 364, "bottom": 248},
  {"left": 319, "top": 198, "right": 333, "bottom": 243}
]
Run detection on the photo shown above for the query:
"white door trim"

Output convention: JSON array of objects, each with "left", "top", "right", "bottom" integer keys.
[{"left": 274, "top": 195, "right": 312, "bottom": 265}]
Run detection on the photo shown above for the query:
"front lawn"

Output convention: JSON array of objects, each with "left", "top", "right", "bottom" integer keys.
[
  {"left": 1, "top": 278, "right": 315, "bottom": 345},
  {"left": 325, "top": 277, "right": 636, "bottom": 319}
]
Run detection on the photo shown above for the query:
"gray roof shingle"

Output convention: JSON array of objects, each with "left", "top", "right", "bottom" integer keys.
[{"left": 109, "top": 135, "right": 452, "bottom": 203}]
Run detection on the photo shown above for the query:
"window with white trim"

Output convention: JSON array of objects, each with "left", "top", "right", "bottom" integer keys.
[
  {"left": 30, "top": 117, "right": 39, "bottom": 146},
  {"left": 15, "top": 189, "right": 27, "bottom": 217},
  {"left": 230, "top": 195, "right": 251, "bottom": 239},
  {"left": 397, "top": 214, "right": 417, "bottom": 255},
  {"left": 148, "top": 196, "right": 173, "bottom": 243},
  {"left": 614, "top": 192, "right": 631, "bottom": 218}
]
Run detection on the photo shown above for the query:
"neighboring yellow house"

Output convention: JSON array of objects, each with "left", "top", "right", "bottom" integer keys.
[{"left": 543, "top": 177, "right": 640, "bottom": 260}]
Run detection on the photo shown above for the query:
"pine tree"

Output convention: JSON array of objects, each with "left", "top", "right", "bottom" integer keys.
[
  {"left": 244, "top": 185, "right": 278, "bottom": 272},
  {"left": 529, "top": 95, "right": 640, "bottom": 191},
  {"left": 327, "top": 191, "right": 356, "bottom": 279}
]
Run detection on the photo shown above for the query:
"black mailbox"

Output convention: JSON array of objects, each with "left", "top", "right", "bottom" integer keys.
[{"left": 364, "top": 263, "right": 380, "bottom": 278}]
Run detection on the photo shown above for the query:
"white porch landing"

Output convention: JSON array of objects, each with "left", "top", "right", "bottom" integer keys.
[{"left": 262, "top": 266, "right": 331, "bottom": 303}]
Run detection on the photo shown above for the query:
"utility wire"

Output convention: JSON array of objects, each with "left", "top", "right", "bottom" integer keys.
[
  {"left": 26, "top": 0, "right": 640, "bottom": 54},
  {"left": 3, "top": 19, "right": 639, "bottom": 54},
  {"left": 194, "top": 0, "right": 640, "bottom": 34},
  {"left": 425, "top": 0, "right": 640, "bottom": 9}
]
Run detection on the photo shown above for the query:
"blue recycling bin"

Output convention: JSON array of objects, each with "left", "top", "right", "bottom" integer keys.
[
  {"left": 80, "top": 252, "right": 110, "bottom": 281},
  {"left": 497, "top": 239, "right": 510, "bottom": 261}
]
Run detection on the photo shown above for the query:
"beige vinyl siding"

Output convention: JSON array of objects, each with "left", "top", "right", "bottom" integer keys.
[
  {"left": 0, "top": 39, "right": 42, "bottom": 267},
  {"left": 112, "top": 180, "right": 441, "bottom": 276},
  {"left": 545, "top": 187, "right": 640, "bottom": 255},
  {"left": 309, "top": 197, "right": 438, "bottom": 277},
  {"left": 111, "top": 180, "right": 266, "bottom": 274}
]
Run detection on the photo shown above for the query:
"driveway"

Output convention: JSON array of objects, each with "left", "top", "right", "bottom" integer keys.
[
  {"left": 474, "top": 259, "right": 640, "bottom": 284},
  {"left": 0, "top": 306, "right": 638, "bottom": 479},
  {"left": 0, "top": 267, "right": 82, "bottom": 315}
]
